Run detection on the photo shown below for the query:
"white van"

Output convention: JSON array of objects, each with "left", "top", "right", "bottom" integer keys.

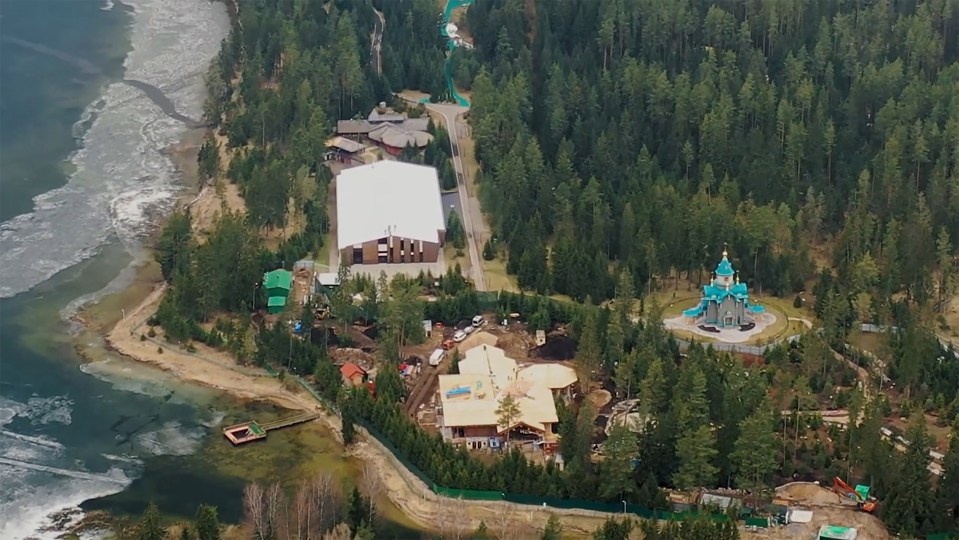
[{"left": 429, "top": 348, "right": 446, "bottom": 366}]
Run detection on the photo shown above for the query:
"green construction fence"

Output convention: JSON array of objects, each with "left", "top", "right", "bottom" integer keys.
[{"left": 294, "top": 372, "right": 753, "bottom": 526}]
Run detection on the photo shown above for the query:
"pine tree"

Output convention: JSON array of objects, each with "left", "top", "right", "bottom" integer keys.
[
  {"left": 340, "top": 392, "right": 356, "bottom": 445},
  {"left": 883, "top": 417, "right": 935, "bottom": 535},
  {"left": 446, "top": 209, "right": 465, "bottom": 249},
  {"left": 347, "top": 487, "right": 368, "bottom": 529},
  {"left": 673, "top": 425, "right": 718, "bottom": 490},
  {"left": 541, "top": 514, "right": 563, "bottom": 540},
  {"left": 638, "top": 358, "right": 667, "bottom": 418},
  {"left": 731, "top": 403, "right": 778, "bottom": 490},
  {"left": 482, "top": 238, "right": 495, "bottom": 260},
  {"left": 496, "top": 394, "right": 521, "bottom": 446},
  {"left": 576, "top": 310, "right": 602, "bottom": 393},
  {"left": 604, "top": 311, "right": 625, "bottom": 372},
  {"left": 194, "top": 505, "right": 220, "bottom": 540},
  {"left": 600, "top": 423, "right": 640, "bottom": 500},
  {"left": 935, "top": 421, "right": 959, "bottom": 531},
  {"left": 936, "top": 227, "right": 954, "bottom": 312},
  {"left": 473, "top": 521, "right": 492, "bottom": 539},
  {"left": 137, "top": 502, "right": 165, "bottom": 540},
  {"left": 591, "top": 518, "right": 633, "bottom": 540}
]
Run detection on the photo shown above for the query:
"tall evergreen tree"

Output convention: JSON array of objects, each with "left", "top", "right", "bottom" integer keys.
[
  {"left": 137, "top": 502, "right": 165, "bottom": 540},
  {"left": 673, "top": 425, "right": 719, "bottom": 490},
  {"left": 731, "top": 403, "right": 778, "bottom": 490},
  {"left": 194, "top": 504, "right": 220, "bottom": 540},
  {"left": 883, "top": 418, "right": 935, "bottom": 535}
]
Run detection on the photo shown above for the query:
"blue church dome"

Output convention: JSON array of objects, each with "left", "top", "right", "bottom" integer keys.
[{"left": 715, "top": 250, "right": 735, "bottom": 277}]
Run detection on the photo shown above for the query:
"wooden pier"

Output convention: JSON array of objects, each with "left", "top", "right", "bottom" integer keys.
[{"left": 223, "top": 412, "right": 320, "bottom": 445}]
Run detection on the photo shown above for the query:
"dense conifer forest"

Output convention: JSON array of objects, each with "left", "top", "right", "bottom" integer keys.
[
  {"left": 143, "top": 0, "right": 959, "bottom": 537},
  {"left": 451, "top": 0, "right": 959, "bottom": 309}
]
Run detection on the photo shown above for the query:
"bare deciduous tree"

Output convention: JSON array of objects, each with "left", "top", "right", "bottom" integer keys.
[
  {"left": 265, "top": 482, "right": 287, "bottom": 540},
  {"left": 360, "top": 462, "right": 384, "bottom": 524},
  {"left": 435, "top": 495, "right": 465, "bottom": 539},
  {"left": 312, "top": 472, "right": 341, "bottom": 534},
  {"left": 293, "top": 483, "right": 310, "bottom": 540},
  {"left": 292, "top": 471, "right": 341, "bottom": 539},
  {"left": 493, "top": 504, "right": 517, "bottom": 540},
  {"left": 244, "top": 483, "right": 268, "bottom": 540}
]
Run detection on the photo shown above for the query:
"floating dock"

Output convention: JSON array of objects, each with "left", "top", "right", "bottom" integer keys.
[{"left": 223, "top": 412, "right": 319, "bottom": 445}]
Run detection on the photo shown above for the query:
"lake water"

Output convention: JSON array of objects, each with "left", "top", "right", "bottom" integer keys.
[
  {"left": 0, "top": 1, "right": 299, "bottom": 537},
  {"left": 0, "top": 1, "right": 423, "bottom": 537}
]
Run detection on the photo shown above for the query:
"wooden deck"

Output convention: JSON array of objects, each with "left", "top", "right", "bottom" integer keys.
[{"left": 223, "top": 412, "right": 320, "bottom": 445}]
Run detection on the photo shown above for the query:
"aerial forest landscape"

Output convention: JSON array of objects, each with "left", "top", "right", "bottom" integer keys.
[{"left": 1, "top": 0, "right": 958, "bottom": 539}]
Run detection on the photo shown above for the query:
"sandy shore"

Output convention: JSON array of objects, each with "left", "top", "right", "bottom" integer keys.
[{"left": 104, "top": 283, "right": 318, "bottom": 413}]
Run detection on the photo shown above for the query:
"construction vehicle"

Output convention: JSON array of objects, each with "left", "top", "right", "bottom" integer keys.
[{"left": 832, "top": 477, "right": 877, "bottom": 513}]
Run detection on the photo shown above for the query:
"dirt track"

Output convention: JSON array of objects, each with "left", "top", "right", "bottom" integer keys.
[{"left": 754, "top": 482, "right": 891, "bottom": 540}]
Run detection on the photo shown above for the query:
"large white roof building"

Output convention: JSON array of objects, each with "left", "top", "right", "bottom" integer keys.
[{"left": 335, "top": 161, "right": 446, "bottom": 266}]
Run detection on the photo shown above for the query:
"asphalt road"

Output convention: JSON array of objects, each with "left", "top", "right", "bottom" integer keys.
[
  {"left": 427, "top": 103, "right": 486, "bottom": 290},
  {"left": 441, "top": 191, "right": 463, "bottom": 226}
]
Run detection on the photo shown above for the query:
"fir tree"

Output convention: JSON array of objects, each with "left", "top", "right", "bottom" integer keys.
[
  {"left": 194, "top": 504, "right": 220, "bottom": 540},
  {"left": 137, "top": 502, "right": 165, "bottom": 540}
]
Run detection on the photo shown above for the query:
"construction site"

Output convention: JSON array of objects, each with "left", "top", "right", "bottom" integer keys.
[{"left": 264, "top": 265, "right": 953, "bottom": 540}]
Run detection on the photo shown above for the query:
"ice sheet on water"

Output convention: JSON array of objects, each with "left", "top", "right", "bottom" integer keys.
[
  {"left": 0, "top": 0, "right": 229, "bottom": 300},
  {"left": 21, "top": 395, "right": 74, "bottom": 426},
  {"left": 135, "top": 421, "right": 205, "bottom": 456},
  {"left": 79, "top": 359, "right": 174, "bottom": 399}
]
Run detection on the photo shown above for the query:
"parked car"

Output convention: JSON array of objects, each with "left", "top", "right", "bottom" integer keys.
[
  {"left": 471, "top": 315, "right": 486, "bottom": 327},
  {"left": 429, "top": 349, "right": 446, "bottom": 366},
  {"left": 463, "top": 325, "right": 475, "bottom": 335},
  {"left": 453, "top": 330, "right": 467, "bottom": 342},
  {"left": 441, "top": 339, "right": 456, "bottom": 350}
]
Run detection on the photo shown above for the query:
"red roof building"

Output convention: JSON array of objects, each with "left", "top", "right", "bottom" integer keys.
[{"left": 340, "top": 362, "right": 367, "bottom": 386}]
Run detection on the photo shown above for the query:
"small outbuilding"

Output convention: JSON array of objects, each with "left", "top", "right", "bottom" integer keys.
[
  {"left": 325, "top": 136, "right": 368, "bottom": 165},
  {"left": 340, "top": 362, "right": 368, "bottom": 386},
  {"left": 263, "top": 269, "right": 293, "bottom": 314}
]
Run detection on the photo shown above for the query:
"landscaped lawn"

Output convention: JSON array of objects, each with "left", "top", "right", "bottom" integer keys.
[{"left": 481, "top": 257, "right": 517, "bottom": 292}]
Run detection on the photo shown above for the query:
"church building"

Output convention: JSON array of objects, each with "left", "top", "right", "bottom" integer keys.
[{"left": 683, "top": 249, "right": 765, "bottom": 328}]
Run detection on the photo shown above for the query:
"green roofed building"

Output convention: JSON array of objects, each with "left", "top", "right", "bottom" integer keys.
[
  {"left": 263, "top": 269, "right": 293, "bottom": 314},
  {"left": 818, "top": 525, "right": 858, "bottom": 540}
]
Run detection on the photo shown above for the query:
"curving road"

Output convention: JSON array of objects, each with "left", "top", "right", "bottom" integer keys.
[{"left": 370, "top": 7, "right": 384, "bottom": 75}]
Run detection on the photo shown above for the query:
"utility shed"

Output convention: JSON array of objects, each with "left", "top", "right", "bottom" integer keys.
[
  {"left": 263, "top": 269, "right": 293, "bottom": 314},
  {"left": 817, "top": 526, "right": 858, "bottom": 540}
]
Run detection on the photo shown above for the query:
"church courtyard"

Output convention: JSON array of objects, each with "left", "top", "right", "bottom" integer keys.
[{"left": 651, "top": 249, "right": 814, "bottom": 346}]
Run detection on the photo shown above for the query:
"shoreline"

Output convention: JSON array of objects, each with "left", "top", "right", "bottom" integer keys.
[
  {"left": 86, "top": 277, "right": 613, "bottom": 536},
  {"left": 71, "top": 122, "right": 318, "bottom": 415}
]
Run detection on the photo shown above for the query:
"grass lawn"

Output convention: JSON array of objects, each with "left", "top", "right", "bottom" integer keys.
[
  {"left": 753, "top": 292, "right": 814, "bottom": 320},
  {"left": 314, "top": 231, "right": 333, "bottom": 269},
  {"left": 445, "top": 244, "right": 471, "bottom": 276},
  {"left": 481, "top": 257, "right": 517, "bottom": 292}
]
